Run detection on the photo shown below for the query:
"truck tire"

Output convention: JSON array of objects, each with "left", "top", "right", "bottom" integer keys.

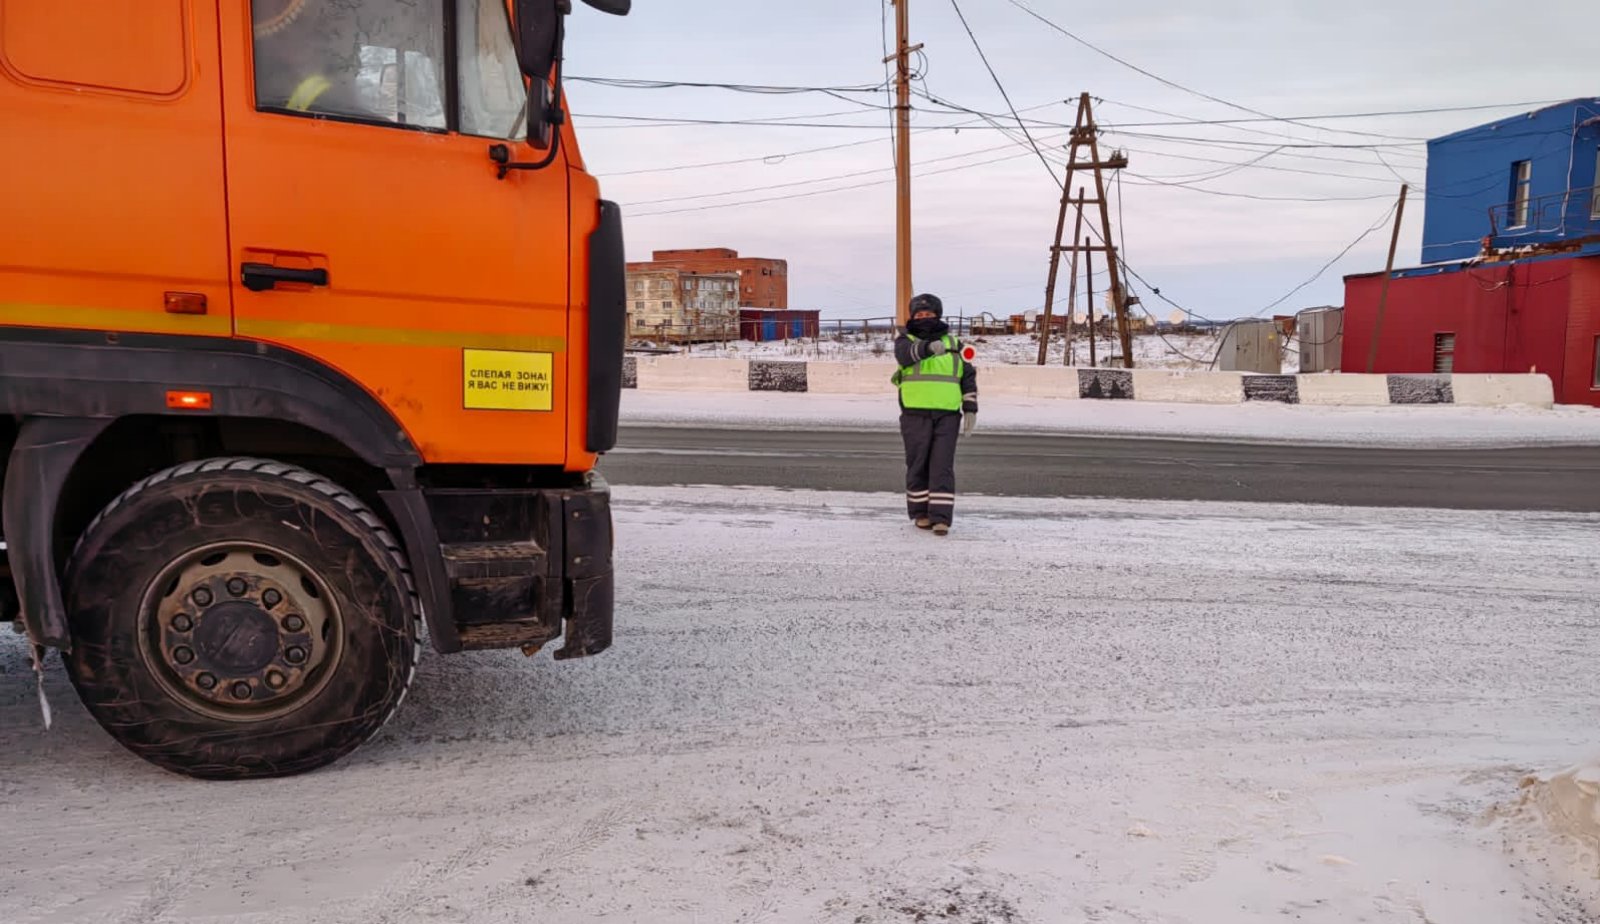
[{"left": 63, "top": 457, "right": 420, "bottom": 779}]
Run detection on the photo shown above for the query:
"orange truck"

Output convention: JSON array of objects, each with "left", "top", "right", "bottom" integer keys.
[{"left": 0, "top": 0, "right": 631, "bottom": 778}]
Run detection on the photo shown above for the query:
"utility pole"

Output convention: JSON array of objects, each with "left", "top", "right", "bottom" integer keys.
[
  {"left": 1365, "top": 184, "right": 1409, "bottom": 374},
  {"left": 1039, "top": 187, "right": 1086, "bottom": 365},
  {"left": 1085, "top": 238, "right": 1097, "bottom": 368},
  {"left": 1062, "top": 197, "right": 1085, "bottom": 366},
  {"left": 1044, "top": 94, "right": 1134, "bottom": 367},
  {"left": 889, "top": 1, "right": 920, "bottom": 327}
]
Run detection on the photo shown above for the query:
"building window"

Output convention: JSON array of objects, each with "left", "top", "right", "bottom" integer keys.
[
  {"left": 1591, "top": 148, "right": 1600, "bottom": 219},
  {"left": 1508, "top": 160, "right": 1532, "bottom": 229},
  {"left": 1433, "top": 332, "right": 1456, "bottom": 374}
]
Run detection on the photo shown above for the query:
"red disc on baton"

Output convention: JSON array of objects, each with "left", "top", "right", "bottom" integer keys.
[{"left": 961, "top": 345, "right": 976, "bottom": 361}]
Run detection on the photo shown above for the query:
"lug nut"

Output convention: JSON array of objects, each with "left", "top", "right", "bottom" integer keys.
[
  {"left": 173, "top": 646, "right": 195, "bottom": 665},
  {"left": 285, "top": 646, "right": 307, "bottom": 665},
  {"left": 192, "top": 588, "right": 213, "bottom": 607},
  {"left": 226, "top": 578, "right": 248, "bottom": 597},
  {"left": 265, "top": 670, "right": 287, "bottom": 689},
  {"left": 262, "top": 589, "right": 282, "bottom": 608},
  {"left": 171, "top": 614, "right": 194, "bottom": 633},
  {"left": 231, "top": 681, "right": 252, "bottom": 700},
  {"left": 196, "top": 672, "right": 217, "bottom": 690},
  {"left": 282, "top": 614, "right": 305, "bottom": 633}
]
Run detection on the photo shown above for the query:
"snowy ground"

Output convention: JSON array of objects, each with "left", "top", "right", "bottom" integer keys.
[
  {"left": 3, "top": 487, "right": 1598, "bottom": 923},
  {"left": 622, "top": 389, "right": 1600, "bottom": 448},
  {"left": 653, "top": 331, "right": 1268, "bottom": 372}
]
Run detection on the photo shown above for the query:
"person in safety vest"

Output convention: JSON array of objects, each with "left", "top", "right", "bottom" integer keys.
[{"left": 891, "top": 293, "right": 977, "bottom": 536}]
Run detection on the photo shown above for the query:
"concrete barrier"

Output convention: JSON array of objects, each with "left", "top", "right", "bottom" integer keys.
[
  {"left": 1133, "top": 369, "right": 1244, "bottom": 404},
  {"left": 624, "top": 355, "right": 1558, "bottom": 408},
  {"left": 808, "top": 361, "right": 895, "bottom": 396},
  {"left": 633, "top": 356, "right": 748, "bottom": 391},
  {"left": 1451, "top": 374, "right": 1555, "bottom": 408},
  {"left": 982, "top": 364, "right": 1080, "bottom": 399},
  {"left": 1297, "top": 373, "right": 1392, "bottom": 406}
]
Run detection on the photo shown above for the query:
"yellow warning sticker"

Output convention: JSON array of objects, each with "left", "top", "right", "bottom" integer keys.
[{"left": 463, "top": 349, "right": 554, "bottom": 411}]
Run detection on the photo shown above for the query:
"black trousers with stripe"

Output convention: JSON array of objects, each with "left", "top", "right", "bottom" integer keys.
[{"left": 900, "top": 409, "right": 961, "bottom": 525}]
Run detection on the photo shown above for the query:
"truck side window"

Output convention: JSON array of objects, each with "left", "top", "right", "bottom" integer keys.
[
  {"left": 251, "top": 0, "right": 446, "bottom": 130},
  {"left": 457, "top": 0, "right": 528, "bottom": 139}
]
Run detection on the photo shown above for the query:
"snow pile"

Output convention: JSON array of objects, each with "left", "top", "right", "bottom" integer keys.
[{"left": 1496, "top": 760, "right": 1600, "bottom": 916}]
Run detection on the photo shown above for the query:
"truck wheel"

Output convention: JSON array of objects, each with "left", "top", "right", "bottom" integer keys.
[{"left": 63, "top": 458, "right": 419, "bottom": 779}]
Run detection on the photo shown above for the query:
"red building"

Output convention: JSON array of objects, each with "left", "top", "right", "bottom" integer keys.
[
  {"left": 1341, "top": 254, "right": 1600, "bottom": 406},
  {"left": 627, "top": 248, "right": 788, "bottom": 308}
]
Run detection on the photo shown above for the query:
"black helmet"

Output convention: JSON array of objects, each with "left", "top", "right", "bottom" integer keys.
[{"left": 908, "top": 293, "right": 944, "bottom": 319}]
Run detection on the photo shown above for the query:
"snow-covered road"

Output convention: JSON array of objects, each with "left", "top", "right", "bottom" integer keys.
[{"left": 3, "top": 487, "right": 1597, "bottom": 923}]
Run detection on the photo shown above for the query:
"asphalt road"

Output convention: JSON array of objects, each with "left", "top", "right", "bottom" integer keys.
[{"left": 604, "top": 425, "right": 1600, "bottom": 511}]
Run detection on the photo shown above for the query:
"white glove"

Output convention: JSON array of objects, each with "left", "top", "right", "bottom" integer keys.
[
  {"left": 961, "top": 412, "right": 977, "bottom": 438},
  {"left": 926, "top": 339, "right": 948, "bottom": 357}
]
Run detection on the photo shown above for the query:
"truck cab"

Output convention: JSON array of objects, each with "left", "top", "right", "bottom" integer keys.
[{"left": 0, "top": 0, "right": 629, "bottom": 778}]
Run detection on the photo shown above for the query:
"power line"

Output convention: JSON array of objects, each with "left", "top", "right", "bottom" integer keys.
[
  {"left": 625, "top": 132, "right": 1068, "bottom": 207},
  {"left": 627, "top": 147, "right": 1044, "bottom": 217},
  {"left": 1098, "top": 98, "right": 1568, "bottom": 131},
  {"left": 591, "top": 101, "right": 1065, "bottom": 177},
  {"left": 1001, "top": 0, "right": 1409, "bottom": 144},
  {"left": 568, "top": 76, "right": 888, "bottom": 95},
  {"left": 1255, "top": 199, "right": 1402, "bottom": 317},
  {"left": 945, "top": 0, "right": 1062, "bottom": 188}
]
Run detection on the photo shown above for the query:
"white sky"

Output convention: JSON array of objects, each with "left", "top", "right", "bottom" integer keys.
[{"left": 564, "top": 0, "right": 1594, "bottom": 321}]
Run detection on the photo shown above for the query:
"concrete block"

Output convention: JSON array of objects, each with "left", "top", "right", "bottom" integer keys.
[
  {"left": 1131, "top": 369, "right": 1245, "bottom": 404},
  {"left": 622, "top": 355, "right": 638, "bottom": 389},
  {"left": 634, "top": 356, "right": 749, "bottom": 391},
  {"left": 807, "top": 361, "right": 896, "bottom": 395},
  {"left": 1387, "top": 374, "right": 1454, "bottom": 405},
  {"left": 1296, "top": 374, "right": 1391, "bottom": 406},
  {"left": 749, "top": 360, "right": 808, "bottom": 393},
  {"left": 1451, "top": 374, "right": 1554, "bottom": 408},
  {"left": 1242, "top": 374, "right": 1299, "bottom": 404},
  {"left": 1079, "top": 368, "right": 1134, "bottom": 400},
  {"left": 981, "top": 364, "right": 1080, "bottom": 399}
]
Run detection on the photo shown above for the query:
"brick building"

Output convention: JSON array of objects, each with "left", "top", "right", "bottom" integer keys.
[
  {"left": 625, "top": 267, "right": 740, "bottom": 340},
  {"left": 627, "top": 248, "right": 788, "bottom": 309}
]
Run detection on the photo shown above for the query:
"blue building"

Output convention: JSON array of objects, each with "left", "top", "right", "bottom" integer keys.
[{"left": 1421, "top": 98, "right": 1600, "bottom": 263}]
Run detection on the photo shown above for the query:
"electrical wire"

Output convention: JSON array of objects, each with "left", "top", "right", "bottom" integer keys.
[
  {"left": 625, "top": 131, "right": 1068, "bottom": 207},
  {"left": 946, "top": 0, "right": 1065, "bottom": 188}
]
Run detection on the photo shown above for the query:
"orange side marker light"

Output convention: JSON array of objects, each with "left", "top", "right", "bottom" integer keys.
[{"left": 166, "top": 390, "right": 213, "bottom": 411}]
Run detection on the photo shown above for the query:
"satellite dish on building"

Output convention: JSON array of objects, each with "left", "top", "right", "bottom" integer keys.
[{"left": 1168, "top": 309, "right": 1185, "bottom": 325}]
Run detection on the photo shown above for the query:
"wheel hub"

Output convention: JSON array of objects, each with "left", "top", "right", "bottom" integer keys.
[
  {"left": 141, "top": 545, "right": 341, "bottom": 721},
  {"left": 192, "top": 601, "right": 280, "bottom": 675}
]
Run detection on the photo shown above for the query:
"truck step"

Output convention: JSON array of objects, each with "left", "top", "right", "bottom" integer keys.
[
  {"left": 440, "top": 541, "right": 545, "bottom": 580},
  {"left": 440, "top": 542, "right": 559, "bottom": 647}
]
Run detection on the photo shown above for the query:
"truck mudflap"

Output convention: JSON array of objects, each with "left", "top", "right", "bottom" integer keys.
[{"left": 555, "top": 480, "right": 614, "bottom": 659}]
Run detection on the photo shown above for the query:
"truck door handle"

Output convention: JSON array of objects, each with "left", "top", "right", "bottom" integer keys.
[{"left": 241, "top": 263, "right": 329, "bottom": 292}]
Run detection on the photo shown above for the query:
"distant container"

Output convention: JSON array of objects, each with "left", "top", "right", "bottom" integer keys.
[
  {"left": 1217, "top": 319, "right": 1283, "bottom": 374},
  {"left": 739, "top": 308, "right": 821, "bottom": 342},
  {"left": 1297, "top": 307, "right": 1343, "bottom": 373}
]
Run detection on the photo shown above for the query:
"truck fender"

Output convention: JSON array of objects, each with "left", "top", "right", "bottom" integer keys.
[{"left": 3, "top": 416, "right": 113, "bottom": 649}]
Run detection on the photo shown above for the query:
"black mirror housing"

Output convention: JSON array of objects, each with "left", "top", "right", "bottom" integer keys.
[
  {"left": 514, "top": 0, "right": 562, "bottom": 79},
  {"left": 580, "top": 0, "right": 631, "bottom": 13}
]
